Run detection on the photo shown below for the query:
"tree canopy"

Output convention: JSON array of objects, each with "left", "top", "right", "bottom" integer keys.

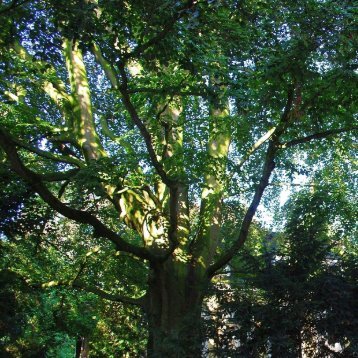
[{"left": 0, "top": 0, "right": 357, "bottom": 356}]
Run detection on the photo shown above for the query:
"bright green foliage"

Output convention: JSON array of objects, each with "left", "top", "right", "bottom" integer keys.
[{"left": 0, "top": 0, "right": 356, "bottom": 356}]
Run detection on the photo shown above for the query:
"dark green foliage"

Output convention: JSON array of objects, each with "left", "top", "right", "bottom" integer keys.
[{"left": 205, "top": 192, "right": 357, "bottom": 357}]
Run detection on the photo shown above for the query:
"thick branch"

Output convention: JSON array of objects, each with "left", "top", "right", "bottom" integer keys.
[
  {"left": 281, "top": 126, "right": 358, "bottom": 148},
  {"left": 63, "top": 39, "right": 106, "bottom": 161},
  {"left": 0, "top": 129, "right": 156, "bottom": 262},
  {"left": 72, "top": 280, "right": 146, "bottom": 307},
  {"left": 11, "top": 41, "right": 71, "bottom": 108},
  {"left": 207, "top": 142, "right": 277, "bottom": 277},
  {"left": 163, "top": 185, "right": 181, "bottom": 257},
  {"left": 191, "top": 94, "right": 231, "bottom": 266},
  {"left": 91, "top": 43, "right": 119, "bottom": 89},
  {"left": 207, "top": 86, "right": 296, "bottom": 277}
]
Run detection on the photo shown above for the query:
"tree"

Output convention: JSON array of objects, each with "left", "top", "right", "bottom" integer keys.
[
  {"left": 0, "top": 0, "right": 356, "bottom": 356},
  {"left": 204, "top": 190, "right": 357, "bottom": 357}
]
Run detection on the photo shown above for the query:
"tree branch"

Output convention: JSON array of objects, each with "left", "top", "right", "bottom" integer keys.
[
  {"left": 92, "top": 43, "right": 176, "bottom": 186},
  {"left": 33, "top": 278, "right": 145, "bottom": 307},
  {"left": 92, "top": 48, "right": 183, "bottom": 252},
  {"left": 236, "top": 126, "right": 277, "bottom": 169},
  {"left": 207, "top": 142, "right": 277, "bottom": 277},
  {"left": 11, "top": 41, "right": 71, "bottom": 108},
  {"left": 281, "top": 126, "right": 358, "bottom": 148},
  {"left": 118, "top": 64, "right": 175, "bottom": 187},
  {"left": 0, "top": 128, "right": 157, "bottom": 262},
  {"left": 91, "top": 43, "right": 120, "bottom": 89},
  {"left": 72, "top": 280, "right": 146, "bottom": 307},
  {"left": 207, "top": 86, "right": 296, "bottom": 277},
  {"left": 38, "top": 168, "right": 80, "bottom": 182},
  {"left": 8, "top": 132, "right": 84, "bottom": 167},
  {"left": 63, "top": 39, "right": 107, "bottom": 161}
]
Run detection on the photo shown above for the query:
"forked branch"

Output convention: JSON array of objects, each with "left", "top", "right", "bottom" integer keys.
[
  {"left": 8, "top": 132, "right": 84, "bottom": 167},
  {"left": 207, "top": 86, "right": 296, "bottom": 277}
]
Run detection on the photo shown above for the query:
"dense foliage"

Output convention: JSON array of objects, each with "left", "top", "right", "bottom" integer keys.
[
  {"left": 0, "top": 0, "right": 356, "bottom": 356},
  {"left": 205, "top": 191, "right": 357, "bottom": 357}
]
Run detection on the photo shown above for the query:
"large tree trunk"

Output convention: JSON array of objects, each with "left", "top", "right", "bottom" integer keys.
[{"left": 145, "top": 259, "right": 208, "bottom": 357}]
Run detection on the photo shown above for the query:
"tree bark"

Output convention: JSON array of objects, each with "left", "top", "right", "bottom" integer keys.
[
  {"left": 145, "top": 259, "right": 208, "bottom": 357},
  {"left": 75, "top": 337, "right": 82, "bottom": 358},
  {"left": 75, "top": 336, "right": 89, "bottom": 358}
]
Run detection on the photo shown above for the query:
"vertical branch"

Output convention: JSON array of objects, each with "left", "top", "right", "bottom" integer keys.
[
  {"left": 92, "top": 43, "right": 179, "bottom": 250},
  {"left": 161, "top": 102, "right": 190, "bottom": 258},
  {"left": 91, "top": 43, "right": 119, "bottom": 89},
  {"left": 63, "top": 39, "right": 106, "bottom": 161},
  {"left": 191, "top": 93, "right": 231, "bottom": 267},
  {"left": 91, "top": 44, "right": 188, "bottom": 257}
]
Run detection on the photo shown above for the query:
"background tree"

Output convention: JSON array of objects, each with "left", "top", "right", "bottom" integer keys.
[
  {"left": 0, "top": 0, "right": 356, "bottom": 356},
  {"left": 205, "top": 190, "right": 357, "bottom": 357}
]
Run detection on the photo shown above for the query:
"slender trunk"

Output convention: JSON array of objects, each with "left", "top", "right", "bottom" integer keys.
[{"left": 145, "top": 259, "right": 208, "bottom": 357}]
